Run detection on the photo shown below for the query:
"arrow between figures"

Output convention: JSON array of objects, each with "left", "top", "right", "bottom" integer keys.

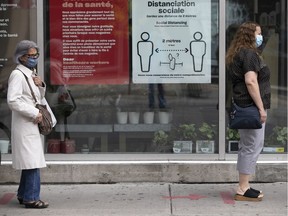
[{"left": 155, "top": 48, "right": 189, "bottom": 53}]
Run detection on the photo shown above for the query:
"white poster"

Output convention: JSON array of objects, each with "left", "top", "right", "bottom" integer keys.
[{"left": 132, "top": 0, "right": 211, "bottom": 83}]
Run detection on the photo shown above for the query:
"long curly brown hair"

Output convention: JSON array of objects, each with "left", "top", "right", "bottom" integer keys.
[{"left": 226, "top": 21, "right": 260, "bottom": 65}]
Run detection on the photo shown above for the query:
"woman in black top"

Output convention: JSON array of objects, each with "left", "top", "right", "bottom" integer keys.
[{"left": 226, "top": 21, "right": 271, "bottom": 201}]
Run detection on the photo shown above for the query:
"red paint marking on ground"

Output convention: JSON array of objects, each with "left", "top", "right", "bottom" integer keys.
[
  {"left": 0, "top": 193, "right": 15, "bottom": 205},
  {"left": 220, "top": 191, "right": 235, "bottom": 205},
  {"left": 163, "top": 194, "right": 207, "bottom": 200}
]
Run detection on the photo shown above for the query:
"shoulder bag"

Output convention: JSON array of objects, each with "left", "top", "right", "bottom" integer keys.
[
  {"left": 229, "top": 100, "right": 262, "bottom": 129},
  {"left": 22, "top": 72, "right": 53, "bottom": 135}
]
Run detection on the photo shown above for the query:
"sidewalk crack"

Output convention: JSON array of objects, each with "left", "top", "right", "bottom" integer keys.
[{"left": 169, "top": 184, "right": 173, "bottom": 215}]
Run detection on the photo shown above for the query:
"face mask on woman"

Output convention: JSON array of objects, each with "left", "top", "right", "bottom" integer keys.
[
  {"left": 256, "top": 35, "right": 263, "bottom": 47},
  {"left": 25, "top": 57, "right": 38, "bottom": 68}
]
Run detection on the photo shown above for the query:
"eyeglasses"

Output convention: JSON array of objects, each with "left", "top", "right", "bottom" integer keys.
[{"left": 25, "top": 53, "right": 40, "bottom": 59}]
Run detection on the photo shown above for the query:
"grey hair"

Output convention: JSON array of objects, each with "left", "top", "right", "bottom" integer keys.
[{"left": 14, "top": 40, "right": 39, "bottom": 64}]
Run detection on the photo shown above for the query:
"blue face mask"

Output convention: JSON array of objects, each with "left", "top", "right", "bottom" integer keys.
[
  {"left": 26, "top": 57, "right": 38, "bottom": 68},
  {"left": 256, "top": 35, "right": 263, "bottom": 47}
]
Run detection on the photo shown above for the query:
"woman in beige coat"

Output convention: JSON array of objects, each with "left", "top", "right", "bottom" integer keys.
[{"left": 7, "top": 40, "right": 49, "bottom": 208}]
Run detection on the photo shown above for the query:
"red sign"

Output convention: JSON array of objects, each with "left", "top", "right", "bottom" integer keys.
[{"left": 49, "top": 0, "right": 129, "bottom": 84}]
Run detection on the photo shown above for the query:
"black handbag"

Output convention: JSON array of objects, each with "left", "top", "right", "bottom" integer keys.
[{"left": 229, "top": 102, "right": 262, "bottom": 129}]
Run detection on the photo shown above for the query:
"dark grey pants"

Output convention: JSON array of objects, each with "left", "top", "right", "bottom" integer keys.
[{"left": 237, "top": 123, "right": 265, "bottom": 175}]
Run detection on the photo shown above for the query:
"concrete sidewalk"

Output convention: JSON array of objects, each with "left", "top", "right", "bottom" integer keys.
[{"left": 0, "top": 182, "right": 287, "bottom": 216}]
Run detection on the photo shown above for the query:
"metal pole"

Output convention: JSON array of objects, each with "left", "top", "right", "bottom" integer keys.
[{"left": 218, "top": 0, "right": 226, "bottom": 160}]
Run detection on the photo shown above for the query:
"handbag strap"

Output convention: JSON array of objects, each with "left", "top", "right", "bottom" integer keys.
[{"left": 18, "top": 69, "right": 38, "bottom": 103}]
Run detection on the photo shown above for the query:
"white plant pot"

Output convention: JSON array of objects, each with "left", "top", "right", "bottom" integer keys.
[
  {"left": 0, "top": 139, "right": 10, "bottom": 154},
  {"left": 117, "top": 112, "right": 128, "bottom": 124},
  {"left": 128, "top": 112, "right": 140, "bottom": 124},
  {"left": 143, "top": 111, "right": 154, "bottom": 124},
  {"left": 196, "top": 140, "right": 215, "bottom": 154},
  {"left": 173, "top": 141, "right": 193, "bottom": 153},
  {"left": 158, "top": 111, "right": 170, "bottom": 124}
]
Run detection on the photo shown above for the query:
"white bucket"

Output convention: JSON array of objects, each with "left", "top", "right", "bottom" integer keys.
[
  {"left": 158, "top": 111, "right": 170, "bottom": 124},
  {"left": 128, "top": 112, "right": 140, "bottom": 124},
  {"left": 0, "top": 139, "right": 10, "bottom": 154},
  {"left": 143, "top": 112, "right": 154, "bottom": 124},
  {"left": 117, "top": 112, "right": 128, "bottom": 124}
]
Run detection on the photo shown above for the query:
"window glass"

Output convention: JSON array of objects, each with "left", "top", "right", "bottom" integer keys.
[
  {"left": 0, "top": 0, "right": 37, "bottom": 153},
  {"left": 1, "top": 1, "right": 285, "bottom": 156},
  {"left": 44, "top": 0, "right": 220, "bottom": 154},
  {"left": 225, "top": 0, "right": 287, "bottom": 154}
]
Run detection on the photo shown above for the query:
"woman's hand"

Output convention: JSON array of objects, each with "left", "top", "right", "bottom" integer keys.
[
  {"left": 33, "top": 112, "right": 43, "bottom": 124},
  {"left": 259, "top": 109, "right": 267, "bottom": 124},
  {"left": 33, "top": 76, "right": 43, "bottom": 87}
]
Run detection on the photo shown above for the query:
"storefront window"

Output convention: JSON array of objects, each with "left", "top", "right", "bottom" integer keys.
[
  {"left": 0, "top": 0, "right": 286, "bottom": 157},
  {"left": 44, "top": 0, "right": 220, "bottom": 154},
  {"left": 0, "top": 0, "right": 37, "bottom": 153},
  {"left": 225, "top": 0, "right": 287, "bottom": 154}
]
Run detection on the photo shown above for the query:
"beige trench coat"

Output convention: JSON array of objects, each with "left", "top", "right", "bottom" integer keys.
[{"left": 7, "top": 64, "right": 46, "bottom": 170}]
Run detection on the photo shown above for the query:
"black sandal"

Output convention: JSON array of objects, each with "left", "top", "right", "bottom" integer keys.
[
  {"left": 250, "top": 187, "right": 263, "bottom": 196},
  {"left": 24, "top": 200, "right": 49, "bottom": 209},
  {"left": 234, "top": 188, "right": 262, "bottom": 202}
]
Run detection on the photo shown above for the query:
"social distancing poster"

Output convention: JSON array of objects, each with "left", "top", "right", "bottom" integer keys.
[{"left": 132, "top": 0, "right": 212, "bottom": 83}]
